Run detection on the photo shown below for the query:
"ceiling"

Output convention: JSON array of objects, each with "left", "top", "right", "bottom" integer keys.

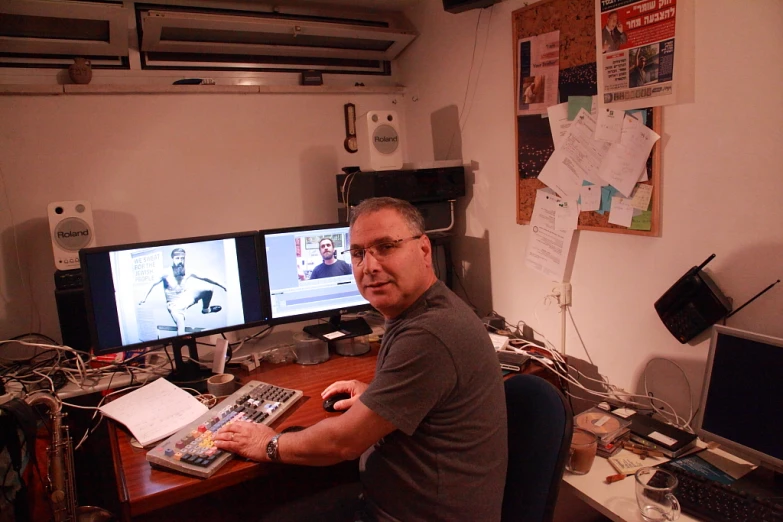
[{"left": 266, "top": 0, "right": 423, "bottom": 11}]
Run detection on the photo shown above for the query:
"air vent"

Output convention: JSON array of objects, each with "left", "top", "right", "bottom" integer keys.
[
  {"left": 136, "top": 5, "right": 417, "bottom": 72},
  {"left": 0, "top": 0, "right": 129, "bottom": 62}
]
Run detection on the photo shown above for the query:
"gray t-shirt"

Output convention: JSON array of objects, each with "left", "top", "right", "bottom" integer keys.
[{"left": 359, "top": 281, "right": 508, "bottom": 522}]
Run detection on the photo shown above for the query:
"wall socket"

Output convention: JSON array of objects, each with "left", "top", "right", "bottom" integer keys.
[{"left": 553, "top": 282, "right": 572, "bottom": 306}]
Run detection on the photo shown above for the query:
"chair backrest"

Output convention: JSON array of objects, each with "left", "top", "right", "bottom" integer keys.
[{"left": 501, "top": 374, "right": 573, "bottom": 522}]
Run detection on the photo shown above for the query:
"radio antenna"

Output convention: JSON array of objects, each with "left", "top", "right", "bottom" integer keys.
[
  {"left": 725, "top": 279, "right": 781, "bottom": 320},
  {"left": 696, "top": 253, "right": 716, "bottom": 272}
]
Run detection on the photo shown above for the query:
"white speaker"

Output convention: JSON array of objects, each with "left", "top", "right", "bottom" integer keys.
[
  {"left": 47, "top": 200, "right": 96, "bottom": 270},
  {"left": 357, "top": 110, "right": 404, "bottom": 172}
]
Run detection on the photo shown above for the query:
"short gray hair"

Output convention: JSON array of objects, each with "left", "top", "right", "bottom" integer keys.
[{"left": 349, "top": 197, "right": 425, "bottom": 236}]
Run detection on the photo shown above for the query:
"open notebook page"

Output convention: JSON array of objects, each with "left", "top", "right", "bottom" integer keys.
[{"left": 99, "top": 378, "right": 208, "bottom": 447}]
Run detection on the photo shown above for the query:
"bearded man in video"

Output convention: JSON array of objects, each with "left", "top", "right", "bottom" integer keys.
[
  {"left": 138, "top": 247, "right": 227, "bottom": 335},
  {"left": 309, "top": 238, "right": 352, "bottom": 280}
]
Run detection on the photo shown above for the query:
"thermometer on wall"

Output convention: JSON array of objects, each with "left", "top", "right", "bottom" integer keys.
[{"left": 344, "top": 103, "right": 358, "bottom": 153}]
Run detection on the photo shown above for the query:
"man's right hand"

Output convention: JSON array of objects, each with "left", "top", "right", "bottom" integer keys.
[{"left": 321, "top": 380, "right": 368, "bottom": 408}]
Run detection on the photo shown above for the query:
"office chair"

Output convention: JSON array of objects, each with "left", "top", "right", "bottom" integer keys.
[{"left": 501, "top": 374, "right": 573, "bottom": 522}]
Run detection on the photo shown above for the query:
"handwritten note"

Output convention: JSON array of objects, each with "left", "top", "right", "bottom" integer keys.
[
  {"left": 630, "top": 184, "right": 653, "bottom": 211},
  {"left": 99, "top": 378, "right": 208, "bottom": 446},
  {"left": 579, "top": 183, "right": 601, "bottom": 212},
  {"left": 597, "top": 115, "right": 660, "bottom": 198},
  {"left": 608, "top": 197, "right": 634, "bottom": 227},
  {"left": 595, "top": 108, "right": 623, "bottom": 143},
  {"left": 555, "top": 199, "right": 579, "bottom": 231},
  {"left": 630, "top": 210, "right": 652, "bottom": 231},
  {"left": 560, "top": 109, "right": 611, "bottom": 186},
  {"left": 547, "top": 102, "right": 570, "bottom": 148}
]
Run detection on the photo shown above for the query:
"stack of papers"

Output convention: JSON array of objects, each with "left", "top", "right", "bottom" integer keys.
[{"left": 99, "top": 378, "right": 208, "bottom": 447}]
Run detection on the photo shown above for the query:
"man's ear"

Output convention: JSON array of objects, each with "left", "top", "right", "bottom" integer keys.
[{"left": 419, "top": 234, "right": 433, "bottom": 261}]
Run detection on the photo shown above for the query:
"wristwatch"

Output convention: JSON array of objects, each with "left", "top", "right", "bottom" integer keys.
[{"left": 266, "top": 433, "right": 282, "bottom": 461}]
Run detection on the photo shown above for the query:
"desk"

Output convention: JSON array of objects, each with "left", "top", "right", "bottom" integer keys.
[
  {"left": 106, "top": 346, "right": 556, "bottom": 521},
  {"left": 562, "top": 444, "right": 757, "bottom": 522},
  {"left": 562, "top": 452, "right": 698, "bottom": 522},
  {"left": 108, "top": 345, "right": 379, "bottom": 521}
]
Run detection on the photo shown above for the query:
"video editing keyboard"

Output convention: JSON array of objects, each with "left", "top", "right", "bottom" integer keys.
[
  {"left": 658, "top": 461, "right": 783, "bottom": 522},
  {"left": 146, "top": 380, "right": 303, "bottom": 478}
]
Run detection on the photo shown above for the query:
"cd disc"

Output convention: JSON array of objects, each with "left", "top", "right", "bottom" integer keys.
[{"left": 576, "top": 411, "right": 622, "bottom": 435}]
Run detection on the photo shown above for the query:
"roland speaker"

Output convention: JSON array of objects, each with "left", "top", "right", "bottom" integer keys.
[
  {"left": 357, "top": 110, "right": 403, "bottom": 172},
  {"left": 47, "top": 201, "right": 96, "bottom": 270}
]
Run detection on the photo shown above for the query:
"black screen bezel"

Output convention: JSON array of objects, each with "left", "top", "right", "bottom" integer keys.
[
  {"left": 258, "top": 222, "right": 373, "bottom": 326},
  {"left": 80, "top": 230, "right": 269, "bottom": 356}
]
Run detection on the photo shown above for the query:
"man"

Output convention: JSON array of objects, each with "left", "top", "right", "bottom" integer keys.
[
  {"left": 214, "top": 198, "right": 508, "bottom": 521},
  {"left": 309, "top": 237, "right": 352, "bottom": 280},
  {"left": 138, "top": 248, "right": 227, "bottom": 336},
  {"left": 601, "top": 11, "right": 627, "bottom": 53},
  {"left": 629, "top": 53, "right": 650, "bottom": 88}
]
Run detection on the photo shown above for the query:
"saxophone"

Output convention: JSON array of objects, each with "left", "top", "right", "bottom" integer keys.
[
  {"left": 24, "top": 391, "right": 114, "bottom": 522},
  {"left": 24, "top": 391, "right": 76, "bottom": 522}
]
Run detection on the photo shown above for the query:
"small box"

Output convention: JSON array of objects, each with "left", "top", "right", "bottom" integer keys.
[{"left": 300, "top": 70, "right": 323, "bottom": 86}]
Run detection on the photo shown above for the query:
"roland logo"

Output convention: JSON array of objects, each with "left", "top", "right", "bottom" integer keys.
[
  {"left": 374, "top": 136, "right": 398, "bottom": 143},
  {"left": 57, "top": 229, "right": 90, "bottom": 238}
]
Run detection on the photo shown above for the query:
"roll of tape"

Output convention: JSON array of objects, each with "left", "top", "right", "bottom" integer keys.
[{"left": 207, "top": 373, "right": 236, "bottom": 397}]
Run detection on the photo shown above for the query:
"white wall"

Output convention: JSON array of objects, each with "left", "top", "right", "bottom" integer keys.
[
  {"left": 1, "top": 0, "right": 781, "bottom": 422},
  {"left": 0, "top": 92, "right": 400, "bottom": 341},
  {"left": 397, "top": 0, "right": 783, "bottom": 416}
]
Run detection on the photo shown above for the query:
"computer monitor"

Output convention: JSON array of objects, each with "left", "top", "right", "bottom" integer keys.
[
  {"left": 80, "top": 231, "right": 268, "bottom": 386},
  {"left": 258, "top": 223, "right": 373, "bottom": 341},
  {"left": 695, "top": 324, "right": 783, "bottom": 498}
]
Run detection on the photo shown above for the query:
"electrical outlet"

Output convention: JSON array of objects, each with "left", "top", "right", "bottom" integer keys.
[{"left": 561, "top": 282, "right": 572, "bottom": 306}]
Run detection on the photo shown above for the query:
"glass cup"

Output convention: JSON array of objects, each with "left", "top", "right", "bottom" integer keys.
[
  {"left": 635, "top": 467, "right": 681, "bottom": 521},
  {"left": 565, "top": 427, "right": 598, "bottom": 475}
]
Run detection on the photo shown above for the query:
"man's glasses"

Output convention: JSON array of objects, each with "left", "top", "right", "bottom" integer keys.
[{"left": 343, "top": 236, "right": 422, "bottom": 263}]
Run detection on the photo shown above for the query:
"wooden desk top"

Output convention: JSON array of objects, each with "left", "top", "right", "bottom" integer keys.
[
  {"left": 108, "top": 345, "right": 554, "bottom": 520},
  {"left": 108, "top": 345, "right": 379, "bottom": 519}
]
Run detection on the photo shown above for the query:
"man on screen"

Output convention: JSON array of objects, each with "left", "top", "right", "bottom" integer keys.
[
  {"left": 138, "top": 248, "right": 227, "bottom": 335},
  {"left": 309, "top": 237, "right": 352, "bottom": 280}
]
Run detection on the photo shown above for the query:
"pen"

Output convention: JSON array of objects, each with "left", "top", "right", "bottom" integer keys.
[{"left": 629, "top": 437, "right": 659, "bottom": 450}]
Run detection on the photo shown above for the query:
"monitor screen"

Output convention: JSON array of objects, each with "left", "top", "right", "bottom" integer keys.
[
  {"left": 81, "top": 231, "right": 267, "bottom": 356},
  {"left": 696, "top": 325, "right": 783, "bottom": 474},
  {"left": 259, "top": 223, "right": 371, "bottom": 332}
]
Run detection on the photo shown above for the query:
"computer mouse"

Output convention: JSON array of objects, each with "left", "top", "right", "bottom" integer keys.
[{"left": 323, "top": 392, "right": 352, "bottom": 413}]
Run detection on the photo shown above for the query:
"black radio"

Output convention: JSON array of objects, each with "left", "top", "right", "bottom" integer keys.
[{"left": 654, "top": 254, "right": 732, "bottom": 343}]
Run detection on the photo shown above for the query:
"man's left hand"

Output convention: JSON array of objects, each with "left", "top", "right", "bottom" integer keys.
[{"left": 214, "top": 421, "right": 276, "bottom": 462}]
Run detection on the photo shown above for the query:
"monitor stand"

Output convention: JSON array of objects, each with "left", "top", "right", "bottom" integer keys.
[
  {"left": 168, "top": 338, "right": 212, "bottom": 393},
  {"left": 303, "top": 314, "right": 373, "bottom": 342}
]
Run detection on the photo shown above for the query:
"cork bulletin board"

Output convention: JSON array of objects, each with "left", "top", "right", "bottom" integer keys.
[{"left": 513, "top": 0, "right": 662, "bottom": 236}]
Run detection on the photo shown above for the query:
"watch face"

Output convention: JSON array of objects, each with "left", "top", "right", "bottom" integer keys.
[{"left": 267, "top": 434, "right": 281, "bottom": 460}]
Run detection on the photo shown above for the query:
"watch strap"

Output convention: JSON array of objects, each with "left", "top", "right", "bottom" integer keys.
[{"left": 266, "top": 433, "right": 282, "bottom": 461}]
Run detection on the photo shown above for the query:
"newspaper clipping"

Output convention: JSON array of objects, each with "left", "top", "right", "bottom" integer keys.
[
  {"left": 596, "top": 0, "right": 677, "bottom": 110},
  {"left": 517, "top": 30, "right": 560, "bottom": 116}
]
